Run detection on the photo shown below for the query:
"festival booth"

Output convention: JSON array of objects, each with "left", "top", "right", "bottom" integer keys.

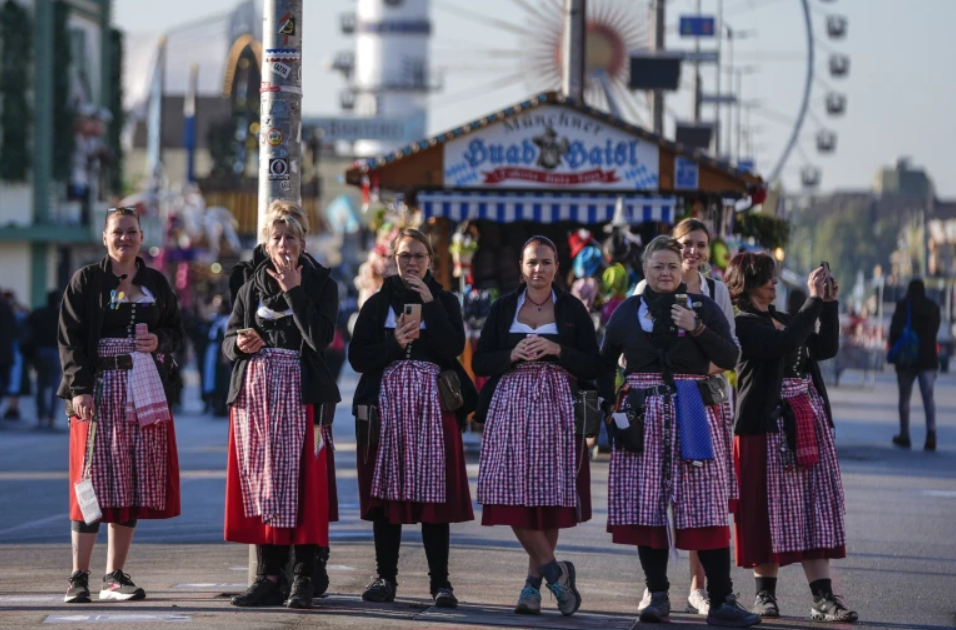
[{"left": 344, "top": 91, "right": 764, "bottom": 380}]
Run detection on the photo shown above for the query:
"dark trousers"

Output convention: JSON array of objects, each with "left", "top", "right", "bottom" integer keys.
[
  {"left": 258, "top": 544, "right": 317, "bottom": 578},
  {"left": 897, "top": 368, "right": 937, "bottom": 434},
  {"left": 373, "top": 516, "right": 450, "bottom": 594},
  {"left": 638, "top": 546, "right": 733, "bottom": 604},
  {"left": 35, "top": 348, "right": 61, "bottom": 420}
]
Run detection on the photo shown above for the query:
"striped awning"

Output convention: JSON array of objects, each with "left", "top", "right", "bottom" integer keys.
[{"left": 417, "top": 191, "right": 676, "bottom": 225}]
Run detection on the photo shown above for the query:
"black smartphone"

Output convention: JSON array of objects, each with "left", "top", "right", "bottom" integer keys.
[{"left": 820, "top": 261, "right": 833, "bottom": 299}]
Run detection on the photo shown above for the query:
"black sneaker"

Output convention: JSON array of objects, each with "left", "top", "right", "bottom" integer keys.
[
  {"left": 925, "top": 430, "right": 937, "bottom": 452},
  {"left": 639, "top": 591, "right": 671, "bottom": 623},
  {"left": 65, "top": 570, "right": 91, "bottom": 603},
  {"left": 707, "top": 594, "right": 761, "bottom": 627},
  {"left": 3, "top": 408, "right": 21, "bottom": 420},
  {"left": 752, "top": 590, "right": 780, "bottom": 617},
  {"left": 811, "top": 592, "right": 858, "bottom": 623},
  {"left": 231, "top": 576, "right": 285, "bottom": 607},
  {"left": 433, "top": 587, "right": 458, "bottom": 609},
  {"left": 99, "top": 570, "right": 146, "bottom": 601},
  {"left": 285, "top": 576, "right": 313, "bottom": 609},
  {"left": 892, "top": 434, "right": 911, "bottom": 449},
  {"left": 362, "top": 577, "right": 397, "bottom": 603},
  {"left": 313, "top": 546, "right": 330, "bottom": 598}
]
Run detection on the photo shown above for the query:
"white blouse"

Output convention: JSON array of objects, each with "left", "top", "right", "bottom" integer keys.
[{"left": 509, "top": 290, "right": 559, "bottom": 334}]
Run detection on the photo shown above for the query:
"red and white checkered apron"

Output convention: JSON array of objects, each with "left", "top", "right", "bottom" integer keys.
[
  {"left": 607, "top": 373, "right": 734, "bottom": 531},
  {"left": 373, "top": 360, "right": 446, "bottom": 504},
  {"left": 85, "top": 339, "right": 170, "bottom": 511},
  {"left": 766, "top": 377, "right": 846, "bottom": 554},
  {"left": 478, "top": 362, "right": 578, "bottom": 508},
  {"left": 232, "top": 348, "right": 310, "bottom": 529}
]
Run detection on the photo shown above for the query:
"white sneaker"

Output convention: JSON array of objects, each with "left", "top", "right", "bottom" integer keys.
[
  {"left": 686, "top": 587, "right": 710, "bottom": 615},
  {"left": 637, "top": 587, "right": 652, "bottom": 613}
]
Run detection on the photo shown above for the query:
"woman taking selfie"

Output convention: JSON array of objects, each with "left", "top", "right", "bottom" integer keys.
[
  {"left": 223, "top": 207, "right": 340, "bottom": 610},
  {"left": 473, "top": 236, "right": 600, "bottom": 617},
  {"left": 599, "top": 236, "right": 757, "bottom": 627},
  {"left": 59, "top": 206, "right": 184, "bottom": 603},
  {"left": 348, "top": 229, "right": 476, "bottom": 608},
  {"left": 726, "top": 253, "right": 857, "bottom": 623}
]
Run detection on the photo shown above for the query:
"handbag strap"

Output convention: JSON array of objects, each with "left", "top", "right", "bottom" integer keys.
[{"left": 82, "top": 379, "right": 103, "bottom": 480}]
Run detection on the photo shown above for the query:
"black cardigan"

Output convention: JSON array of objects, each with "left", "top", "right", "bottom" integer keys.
[
  {"left": 223, "top": 257, "right": 341, "bottom": 407},
  {"left": 347, "top": 277, "right": 477, "bottom": 423},
  {"left": 472, "top": 287, "right": 601, "bottom": 422},
  {"left": 734, "top": 298, "right": 839, "bottom": 435},
  {"left": 57, "top": 257, "right": 184, "bottom": 401},
  {"left": 597, "top": 293, "right": 738, "bottom": 403}
]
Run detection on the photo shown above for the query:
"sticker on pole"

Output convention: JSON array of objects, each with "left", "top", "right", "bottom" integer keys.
[
  {"left": 269, "top": 158, "right": 290, "bottom": 181},
  {"left": 267, "top": 128, "right": 284, "bottom": 146},
  {"left": 272, "top": 62, "right": 291, "bottom": 79},
  {"left": 279, "top": 13, "right": 295, "bottom": 45}
]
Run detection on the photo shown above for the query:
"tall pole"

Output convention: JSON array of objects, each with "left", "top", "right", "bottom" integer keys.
[
  {"left": 184, "top": 64, "right": 198, "bottom": 184},
  {"left": 735, "top": 70, "right": 742, "bottom": 164},
  {"left": 649, "top": 0, "right": 666, "bottom": 135},
  {"left": 691, "top": 0, "right": 701, "bottom": 122},
  {"left": 561, "top": 0, "right": 586, "bottom": 102},
  {"left": 714, "top": 0, "right": 723, "bottom": 153},
  {"left": 258, "top": 0, "right": 304, "bottom": 239},
  {"left": 724, "top": 28, "right": 733, "bottom": 158}
]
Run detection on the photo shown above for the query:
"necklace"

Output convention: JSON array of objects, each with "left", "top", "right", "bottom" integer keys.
[{"left": 525, "top": 291, "right": 551, "bottom": 311}]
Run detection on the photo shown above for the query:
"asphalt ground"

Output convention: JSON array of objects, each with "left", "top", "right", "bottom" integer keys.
[{"left": 0, "top": 366, "right": 954, "bottom": 630}]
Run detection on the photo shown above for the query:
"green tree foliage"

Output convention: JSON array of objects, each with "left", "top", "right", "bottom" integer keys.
[
  {"left": 107, "top": 28, "right": 124, "bottom": 194},
  {"left": 51, "top": 0, "right": 73, "bottom": 182},
  {"left": 0, "top": 0, "right": 32, "bottom": 181}
]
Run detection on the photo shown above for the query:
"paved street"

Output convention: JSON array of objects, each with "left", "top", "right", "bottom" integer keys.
[{"left": 1, "top": 366, "right": 954, "bottom": 630}]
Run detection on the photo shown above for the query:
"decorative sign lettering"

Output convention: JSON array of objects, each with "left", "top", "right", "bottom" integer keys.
[
  {"left": 674, "top": 156, "right": 699, "bottom": 190},
  {"left": 443, "top": 105, "right": 659, "bottom": 190}
]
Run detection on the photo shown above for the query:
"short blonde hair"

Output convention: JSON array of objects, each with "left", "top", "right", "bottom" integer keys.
[
  {"left": 642, "top": 235, "right": 683, "bottom": 266},
  {"left": 261, "top": 201, "right": 309, "bottom": 243}
]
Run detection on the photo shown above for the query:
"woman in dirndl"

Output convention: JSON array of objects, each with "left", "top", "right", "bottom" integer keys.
[
  {"left": 472, "top": 235, "right": 599, "bottom": 617},
  {"left": 598, "top": 236, "right": 758, "bottom": 627},
  {"left": 59, "top": 206, "right": 184, "bottom": 603},
  {"left": 726, "top": 252, "right": 858, "bottom": 623},
  {"left": 223, "top": 207, "right": 340, "bottom": 610},
  {"left": 632, "top": 218, "right": 738, "bottom": 617},
  {"left": 348, "top": 228, "right": 476, "bottom": 609}
]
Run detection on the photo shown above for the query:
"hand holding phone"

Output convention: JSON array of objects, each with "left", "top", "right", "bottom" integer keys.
[
  {"left": 404, "top": 304, "right": 422, "bottom": 340},
  {"left": 820, "top": 261, "right": 834, "bottom": 299}
]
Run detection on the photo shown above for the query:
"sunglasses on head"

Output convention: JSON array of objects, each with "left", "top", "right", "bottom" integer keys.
[{"left": 107, "top": 206, "right": 138, "bottom": 216}]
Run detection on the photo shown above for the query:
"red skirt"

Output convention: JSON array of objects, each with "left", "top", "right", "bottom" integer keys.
[
  {"left": 732, "top": 434, "right": 846, "bottom": 568},
  {"left": 68, "top": 416, "right": 181, "bottom": 522},
  {"left": 322, "top": 425, "right": 339, "bottom": 523},
  {"left": 608, "top": 524, "right": 729, "bottom": 550},
  {"left": 358, "top": 411, "right": 473, "bottom": 525},
  {"left": 482, "top": 440, "right": 592, "bottom": 529},
  {"left": 224, "top": 405, "right": 330, "bottom": 546}
]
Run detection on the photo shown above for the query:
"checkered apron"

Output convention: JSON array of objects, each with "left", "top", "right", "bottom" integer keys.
[
  {"left": 766, "top": 377, "right": 846, "bottom": 553},
  {"left": 232, "top": 348, "right": 309, "bottom": 529},
  {"left": 607, "top": 373, "right": 733, "bottom": 532},
  {"left": 372, "top": 360, "right": 446, "bottom": 504},
  {"left": 85, "top": 339, "right": 170, "bottom": 511},
  {"left": 477, "top": 362, "right": 578, "bottom": 508}
]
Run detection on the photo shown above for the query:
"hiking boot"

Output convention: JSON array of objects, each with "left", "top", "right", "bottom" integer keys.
[
  {"left": 925, "top": 430, "right": 937, "bottom": 452},
  {"left": 362, "top": 577, "right": 397, "bottom": 603},
  {"left": 688, "top": 588, "right": 710, "bottom": 615},
  {"left": 892, "top": 434, "right": 911, "bottom": 449},
  {"left": 707, "top": 594, "right": 761, "bottom": 627},
  {"left": 433, "top": 587, "right": 458, "bottom": 609},
  {"left": 639, "top": 591, "right": 670, "bottom": 623},
  {"left": 285, "top": 576, "right": 313, "bottom": 609},
  {"left": 313, "top": 546, "right": 330, "bottom": 598},
  {"left": 231, "top": 576, "right": 284, "bottom": 607},
  {"left": 64, "top": 570, "right": 91, "bottom": 604},
  {"left": 99, "top": 570, "right": 146, "bottom": 601},
  {"left": 546, "top": 561, "right": 581, "bottom": 616},
  {"left": 752, "top": 590, "right": 780, "bottom": 618},
  {"left": 811, "top": 592, "right": 858, "bottom": 623},
  {"left": 515, "top": 586, "right": 541, "bottom": 615}
]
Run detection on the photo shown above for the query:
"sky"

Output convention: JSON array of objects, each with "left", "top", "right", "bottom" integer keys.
[{"left": 114, "top": 0, "right": 956, "bottom": 197}]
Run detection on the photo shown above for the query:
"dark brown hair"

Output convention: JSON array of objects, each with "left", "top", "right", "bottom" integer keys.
[
  {"left": 521, "top": 235, "right": 558, "bottom": 262},
  {"left": 725, "top": 252, "right": 777, "bottom": 311},
  {"left": 104, "top": 206, "right": 141, "bottom": 228},
  {"left": 672, "top": 218, "right": 711, "bottom": 243}
]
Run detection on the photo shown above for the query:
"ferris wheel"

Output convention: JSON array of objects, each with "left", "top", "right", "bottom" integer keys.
[{"left": 429, "top": 0, "right": 850, "bottom": 192}]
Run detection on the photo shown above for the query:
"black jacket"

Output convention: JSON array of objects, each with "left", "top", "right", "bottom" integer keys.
[
  {"left": 597, "top": 293, "right": 738, "bottom": 402},
  {"left": 27, "top": 304, "right": 61, "bottom": 353},
  {"left": 0, "top": 297, "right": 15, "bottom": 365},
  {"left": 889, "top": 295, "right": 941, "bottom": 371},
  {"left": 472, "top": 287, "right": 601, "bottom": 422},
  {"left": 223, "top": 256, "right": 341, "bottom": 407},
  {"left": 57, "top": 257, "right": 184, "bottom": 401},
  {"left": 734, "top": 298, "right": 838, "bottom": 435},
  {"left": 347, "top": 274, "right": 477, "bottom": 423}
]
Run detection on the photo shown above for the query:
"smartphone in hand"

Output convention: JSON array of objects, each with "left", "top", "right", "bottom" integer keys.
[
  {"left": 820, "top": 261, "right": 834, "bottom": 299},
  {"left": 404, "top": 304, "right": 422, "bottom": 340}
]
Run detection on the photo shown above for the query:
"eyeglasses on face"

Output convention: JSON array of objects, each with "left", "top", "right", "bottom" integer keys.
[{"left": 397, "top": 253, "right": 429, "bottom": 264}]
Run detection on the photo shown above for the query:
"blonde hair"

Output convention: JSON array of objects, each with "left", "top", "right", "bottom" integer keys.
[
  {"left": 261, "top": 201, "right": 309, "bottom": 243},
  {"left": 642, "top": 235, "right": 683, "bottom": 266},
  {"left": 395, "top": 228, "right": 435, "bottom": 258}
]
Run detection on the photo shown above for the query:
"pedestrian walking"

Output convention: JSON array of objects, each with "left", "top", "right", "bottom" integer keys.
[
  {"left": 28, "top": 290, "right": 64, "bottom": 429},
  {"left": 632, "top": 219, "right": 738, "bottom": 617},
  {"left": 472, "top": 235, "right": 598, "bottom": 617},
  {"left": 888, "top": 279, "right": 941, "bottom": 451},
  {"left": 726, "top": 253, "right": 857, "bottom": 623},
  {"left": 348, "top": 228, "right": 476, "bottom": 609},
  {"left": 2, "top": 291, "right": 31, "bottom": 421},
  {"left": 598, "top": 236, "right": 757, "bottom": 627},
  {"left": 0, "top": 290, "right": 15, "bottom": 417},
  {"left": 59, "top": 206, "right": 184, "bottom": 603},
  {"left": 223, "top": 205, "right": 340, "bottom": 609},
  {"left": 227, "top": 200, "right": 340, "bottom": 596}
]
